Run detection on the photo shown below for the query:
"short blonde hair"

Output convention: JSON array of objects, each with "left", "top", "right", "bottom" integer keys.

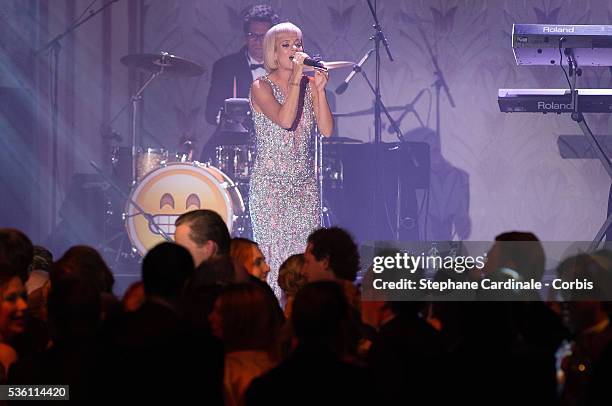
[
  {"left": 278, "top": 253, "right": 307, "bottom": 297},
  {"left": 263, "top": 22, "right": 302, "bottom": 72}
]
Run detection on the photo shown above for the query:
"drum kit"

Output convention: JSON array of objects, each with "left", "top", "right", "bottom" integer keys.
[{"left": 100, "top": 52, "right": 359, "bottom": 258}]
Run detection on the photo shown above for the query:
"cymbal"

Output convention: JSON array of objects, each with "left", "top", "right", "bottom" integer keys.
[
  {"left": 120, "top": 52, "right": 205, "bottom": 77},
  {"left": 303, "top": 61, "right": 355, "bottom": 72},
  {"left": 322, "top": 136, "right": 363, "bottom": 144}
]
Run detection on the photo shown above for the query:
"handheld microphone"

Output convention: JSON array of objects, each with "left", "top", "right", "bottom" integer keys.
[
  {"left": 289, "top": 56, "right": 326, "bottom": 69},
  {"left": 335, "top": 49, "right": 373, "bottom": 95}
]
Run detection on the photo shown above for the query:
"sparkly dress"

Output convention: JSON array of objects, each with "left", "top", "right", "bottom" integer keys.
[{"left": 249, "top": 75, "right": 319, "bottom": 299}]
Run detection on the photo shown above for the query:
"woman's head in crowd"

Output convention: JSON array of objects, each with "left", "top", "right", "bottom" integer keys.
[
  {"left": 53, "top": 245, "right": 114, "bottom": 294},
  {"left": 278, "top": 253, "right": 307, "bottom": 297},
  {"left": 209, "top": 283, "right": 282, "bottom": 353},
  {"left": 0, "top": 270, "right": 28, "bottom": 341},
  {"left": 0, "top": 228, "right": 33, "bottom": 282},
  {"left": 230, "top": 238, "right": 271, "bottom": 282}
]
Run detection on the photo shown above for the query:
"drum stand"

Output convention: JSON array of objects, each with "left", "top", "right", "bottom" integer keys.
[
  {"left": 90, "top": 161, "right": 172, "bottom": 242},
  {"left": 94, "top": 65, "right": 170, "bottom": 262},
  {"left": 316, "top": 131, "right": 329, "bottom": 227},
  {"left": 131, "top": 68, "right": 164, "bottom": 186}
]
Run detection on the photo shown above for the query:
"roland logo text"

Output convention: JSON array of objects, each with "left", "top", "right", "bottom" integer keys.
[
  {"left": 537, "top": 101, "right": 572, "bottom": 110},
  {"left": 543, "top": 26, "right": 575, "bottom": 34}
]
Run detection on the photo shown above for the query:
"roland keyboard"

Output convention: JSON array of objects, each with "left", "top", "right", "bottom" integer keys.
[
  {"left": 512, "top": 24, "right": 612, "bottom": 66},
  {"left": 498, "top": 89, "right": 612, "bottom": 113}
]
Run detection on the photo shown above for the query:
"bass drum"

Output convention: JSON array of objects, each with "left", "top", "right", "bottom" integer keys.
[{"left": 125, "top": 162, "right": 244, "bottom": 256}]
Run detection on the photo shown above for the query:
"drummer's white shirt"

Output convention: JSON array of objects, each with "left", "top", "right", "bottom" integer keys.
[{"left": 247, "top": 52, "right": 267, "bottom": 81}]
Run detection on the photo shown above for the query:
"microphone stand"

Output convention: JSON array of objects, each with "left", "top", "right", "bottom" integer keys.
[
  {"left": 35, "top": 0, "right": 120, "bottom": 228},
  {"left": 357, "top": 69, "right": 404, "bottom": 142},
  {"left": 417, "top": 27, "right": 455, "bottom": 140},
  {"left": 387, "top": 89, "right": 427, "bottom": 133},
  {"left": 414, "top": 27, "right": 454, "bottom": 242},
  {"left": 366, "top": 0, "right": 396, "bottom": 240},
  {"left": 335, "top": 49, "right": 374, "bottom": 95},
  {"left": 366, "top": 0, "right": 394, "bottom": 145}
]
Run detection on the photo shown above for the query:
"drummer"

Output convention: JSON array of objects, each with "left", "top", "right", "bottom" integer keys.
[{"left": 204, "top": 4, "right": 280, "bottom": 126}]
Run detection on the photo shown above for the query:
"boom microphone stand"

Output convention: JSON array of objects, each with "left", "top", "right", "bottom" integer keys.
[
  {"left": 35, "top": 0, "right": 121, "bottom": 229},
  {"left": 366, "top": 0, "right": 394, "bottom": 145},
  {"left": 417, "top": 27, "right": 455, "bottom": 139},
  {"left": 366, "top": 0, "right": 397, "bottom": 240}
]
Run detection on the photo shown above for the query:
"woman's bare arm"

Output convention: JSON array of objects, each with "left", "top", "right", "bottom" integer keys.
[
  {"left": 251, "top": 78, "right": 302, "bottom": 129},
  {"left": 251, "top": 53, "right": 308, "bottom": 129},
  {"left": 310, "top": 70, "right": 334, "bottom": 137}
]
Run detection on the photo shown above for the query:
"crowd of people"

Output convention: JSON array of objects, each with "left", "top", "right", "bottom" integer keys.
[{"left": 0, "top": 213, "right": 611, "bottom": 404}]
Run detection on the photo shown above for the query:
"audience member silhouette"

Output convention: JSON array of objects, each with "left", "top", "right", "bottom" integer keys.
[
  {"left": 95, "top": 242, "right": 223, "bottom": 403},
  {"left": 557, "top": 253, "right": 612, "bottom": 406},
  {"left": 25, "top": 245, "right": 52, "bottom": 295},
  {"left": 53, "top": 245, "right": 119, "bottom": 323},
  {"left": 210, "top": 283, "right": 283, "bottom": 406},
  {"left": 121, "top": 281, "right": 145, "bottom": 312},
  {"left": 8, "top": 276, "right": 100, "bottom": 400},
  {"left": 302, "top": 227, "right": 359, "bottom": 283},
  {"left": 229, "top": 238, "right": 280, "bottom": 310},
  {"left": 230, "top": 238, "right": 271, "bottom": 282},
  {"left": 175, "top": 209, "right": 232, "bottom": 268},
  {"left": 277, "top": 254, "right": 307, "bottom": 319},
  {"left": 54, "top": 245, "right": 114, "bottom": 294},
  {"left": 0, "top": 228, "right": 33, "bottom": 282},
  {"left": 0, "top": 265, "right": 28, "bottom": 382},
  {"left": 367, "top": 301, "right": 444, "bottom": 404},
  {"left": 246, "top": 281, "right": 376, "bottom": 406}
]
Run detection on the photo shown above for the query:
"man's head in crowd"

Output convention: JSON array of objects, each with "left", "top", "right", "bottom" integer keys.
[
  {"left": 557, "top": 252, "right": 612, "bottom": 334},
  {"left": 142, "top": 242, "right": 194, "bottom": 303},
  {"left": 29, "top": 245, "right": 53, "bottom": 273},
  {"left": 303, "top": 227, "right": 359, "bottom": 282},
  {"left": 484, "top": 231, "right": 545, "bottom": 281},
  {"left": 242, "top": 4, "right": 279, "bottom": 62},
  {"left": 175, "top": 210, "right": 231, "bottom": 267},
  {"left": 230, "top": 238, "right": 270, "bottom": 282}
]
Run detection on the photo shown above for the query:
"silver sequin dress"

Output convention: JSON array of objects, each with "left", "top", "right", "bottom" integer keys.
[{"left": 249, "top": 75, "right": 319, "bottom": 299}]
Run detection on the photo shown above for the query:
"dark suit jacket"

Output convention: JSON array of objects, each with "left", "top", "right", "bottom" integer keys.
[
  {"left": 367, "top": 314, "right": 445, "bottom": 404},
  {"left": 205, "top": 47, "right": 253, "bottom": 125},
  {"left": 92, "top": 300, "right": 224, "bottom": 403},
  {"left": 246, "top": 343, "right": 376, "bottom": 406}
]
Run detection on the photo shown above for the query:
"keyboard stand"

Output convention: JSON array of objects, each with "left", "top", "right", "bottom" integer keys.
[{"left": 571, "top": 106, "right": 612, "bottom": 250}]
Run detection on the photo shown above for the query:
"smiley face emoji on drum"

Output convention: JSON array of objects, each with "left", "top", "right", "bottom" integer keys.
[{"left": 126, "top": 163, "right": 244, "bottom": 255}]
